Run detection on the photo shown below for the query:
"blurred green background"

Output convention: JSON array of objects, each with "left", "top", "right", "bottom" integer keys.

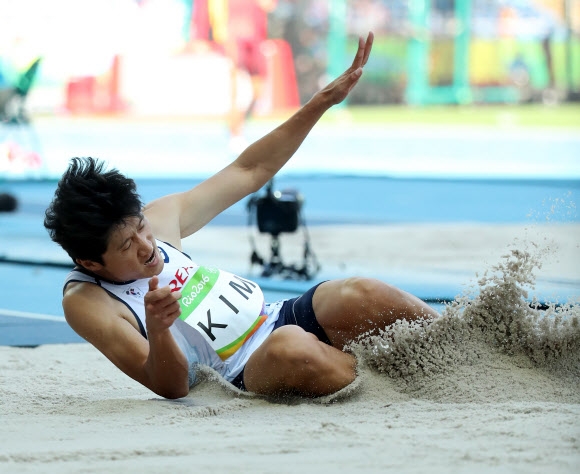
[{"left": 1, "top": 0, "right": 579, "bottom": 118}]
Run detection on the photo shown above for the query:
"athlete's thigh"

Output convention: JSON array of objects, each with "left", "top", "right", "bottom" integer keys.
[
  {"left": 312, "top": 277, "right": 436, "bottom": 348},
  {"left": 311, "top": 279, "right": 373, "bottom": 346}
]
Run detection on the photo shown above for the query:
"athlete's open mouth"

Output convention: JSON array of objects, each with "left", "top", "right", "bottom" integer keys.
[{"left": 145, "top": 249, "right": 156, "bottom": 265}]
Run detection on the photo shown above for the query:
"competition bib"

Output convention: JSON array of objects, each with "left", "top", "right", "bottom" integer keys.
[{"left": 178, "top": 266, "right": 266, "bottom": 360}]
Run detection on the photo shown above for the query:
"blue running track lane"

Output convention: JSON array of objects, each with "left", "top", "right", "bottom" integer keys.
[{"left": 1, "top": 175, "right": 578, "bottom": 346}]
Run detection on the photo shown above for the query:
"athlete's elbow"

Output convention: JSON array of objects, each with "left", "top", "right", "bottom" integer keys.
[
  {"left": 162, "top": 389, "right": 189, "bottom": 400},
  {"left": 147, "top": 373, "right": 190, "bottom": 399},
  {"left": 156, "top": 382, "right": 190, "bottom": 399}
]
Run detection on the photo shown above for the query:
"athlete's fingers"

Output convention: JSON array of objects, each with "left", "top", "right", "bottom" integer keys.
[
  {"left": 146, "top": 283, "right": 174, "bottom": 301},
  {"left": 148, "top": 276, "right": 159, "bottom": 292},
  {"left": 147, "top": 289, "right": 181, "bottom": 310},
  {"left": 350, "top": 36, "right": 365, "bottom": 70},
  {"left": 145, "top": 294, "right": 181, "bottom": 325},
  {"left": 163, "top": 306, "right": 182, "bottom": 323},
  {"left": 361, "top": 31, "right": 374, "bottom": 67},
  {"left": 145, "top": 288, "right": 180, "bottom": 327},
  {"left": 350, "top": 32, "right": 373, "bottom": 70},
  {"left": 158, "top": 295, "right": 182, "bottom": 320}
]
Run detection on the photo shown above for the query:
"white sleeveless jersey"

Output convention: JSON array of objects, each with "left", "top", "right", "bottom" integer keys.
[{"left": 63, "top": 240, "right": 282, "bottom": 386}]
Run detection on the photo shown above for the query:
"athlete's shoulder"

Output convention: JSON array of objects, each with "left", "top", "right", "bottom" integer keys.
[{"left": 63, "top": 281, "right": 127, "bottom": 332}]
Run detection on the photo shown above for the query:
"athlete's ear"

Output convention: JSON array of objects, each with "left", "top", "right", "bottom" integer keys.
[{"left": 75, "top": 259, "right": 102, "bottom": 271}]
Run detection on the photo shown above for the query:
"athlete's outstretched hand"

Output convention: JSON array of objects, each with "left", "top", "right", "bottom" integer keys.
[
  {"left": 318, "top": 31, "right": 374, "bottom": 106},
  {"left": 144, "top": 276, "right": 182, "bottom": 334}
]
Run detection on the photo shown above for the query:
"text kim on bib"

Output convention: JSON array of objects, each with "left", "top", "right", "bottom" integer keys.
[{"left": 178, "top": 266, "right": 267, "bottom": 360}]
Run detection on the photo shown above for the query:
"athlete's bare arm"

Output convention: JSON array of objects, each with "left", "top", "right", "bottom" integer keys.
[
  {"left": 63, "top": 278, "right": 189, "bottom": 399},
  {"left": 145, "top": 32, "right": 374, "bottom": 248},
  {"left": 77, "top": 32, "right": 373, "bottom": 399}
]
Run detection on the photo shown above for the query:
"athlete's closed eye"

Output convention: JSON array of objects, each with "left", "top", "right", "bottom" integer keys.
[{"left": 120, "top": 217, "right": 145, "bottom": 251}]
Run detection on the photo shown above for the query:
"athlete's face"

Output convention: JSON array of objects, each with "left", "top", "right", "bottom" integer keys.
[{"left": 79, "top": 215, "right": 164, "bottom": 282}]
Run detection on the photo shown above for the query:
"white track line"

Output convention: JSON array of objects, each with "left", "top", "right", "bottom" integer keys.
[{"left": 0, "top": 308, "right": 66, "bottom": 322}]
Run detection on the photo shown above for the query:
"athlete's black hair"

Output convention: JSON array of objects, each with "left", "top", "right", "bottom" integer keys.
[{"left": 44, "top": 157, "right": 143, "bottom": 265}]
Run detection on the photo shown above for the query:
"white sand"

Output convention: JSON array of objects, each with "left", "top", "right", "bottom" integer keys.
[{"left": 1, "top": 223, "right": 579, "bottom": 473}]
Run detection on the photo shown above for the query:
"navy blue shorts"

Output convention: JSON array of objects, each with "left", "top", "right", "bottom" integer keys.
[{"left": 230, "top": 281, "right": 330, "bottom": 391}]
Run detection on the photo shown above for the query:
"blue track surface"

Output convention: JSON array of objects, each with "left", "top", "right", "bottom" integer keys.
[
  {"left": 4, "top": 176, "right": 579, "bottom": 225},
  {"left": 1, "top": 175, "right": 578, "bottom": 346},
  {"left": 1, "top": 117, "right": 579, "bottom": 346}
]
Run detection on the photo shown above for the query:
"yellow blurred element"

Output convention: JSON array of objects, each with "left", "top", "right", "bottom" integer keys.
[
  {"left": 208, "top": 0, "right": 229, "bottom": 45},
  {"left": 470, "top": 41, "right": 507, "bottom": 85}
]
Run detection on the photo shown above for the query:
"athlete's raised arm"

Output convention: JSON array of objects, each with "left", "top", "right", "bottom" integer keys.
[{"left": 145, "top": 32, "right": 374, "bottom": 248}]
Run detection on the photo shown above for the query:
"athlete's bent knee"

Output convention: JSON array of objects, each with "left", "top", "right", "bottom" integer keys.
[
  {"left": 266, "top": 326, "right": 337, "bottom": 391},
  {"left": 339, "top": 277, "right": 385, "bottom": 305},
  {"left": 267, "top": 326, "right": 320, "bottom": 366}
]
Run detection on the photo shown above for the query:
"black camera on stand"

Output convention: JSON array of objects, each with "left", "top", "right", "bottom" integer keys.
[
  {"left": 247, "top": 179, "right": 319, "bottom": 280},
  {"left": 255, "top": 181, "right": 301, "bottom": 235}
]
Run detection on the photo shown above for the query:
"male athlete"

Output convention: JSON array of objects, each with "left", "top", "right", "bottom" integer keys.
[{"left": 44, "top": 33, "right": 438, "bottom": 399}]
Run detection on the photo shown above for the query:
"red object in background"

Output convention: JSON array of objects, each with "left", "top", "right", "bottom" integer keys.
[
  {"left": 227, "top": 0, "right": 268, "bottom": 42},
  {"left": 65, "top": 76, "right": 96, "bottom": 114},
  {"left": 64, "top": 44, "right": 300, "bottom": 116},
  {"left": 107, "top": 55, "right": 124, "bottom": 113},
  {"left": 191, "top": 0, "right": 210, "bottom": 40},
  {"left": 3, "top": 140, "right": 42, "bottom": 170},
  {"left": 261, "top": 39, "right": 299, "bottom": 110},
  {"left": 65, "top": 55, "right": 125, "bottom": 114},
  {"left": 189, "top": 0, "right": 297, "bottom": 113}
]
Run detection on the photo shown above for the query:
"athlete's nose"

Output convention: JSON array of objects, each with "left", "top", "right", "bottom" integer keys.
[{"left": 136, "top": 233, "right": 153, "bottom": 256}]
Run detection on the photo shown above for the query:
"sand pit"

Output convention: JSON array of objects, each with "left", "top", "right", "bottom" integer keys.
[{"left": 1, "top": 224, "right": 579, "bottom": 473}]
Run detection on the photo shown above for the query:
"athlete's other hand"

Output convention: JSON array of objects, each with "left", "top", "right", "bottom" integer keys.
[
  {"left": 144, "top": 276, "right": 182, "bottom": 333},
  {"left": 318, "top": 31, "right": 374, "bottom": 106}
]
